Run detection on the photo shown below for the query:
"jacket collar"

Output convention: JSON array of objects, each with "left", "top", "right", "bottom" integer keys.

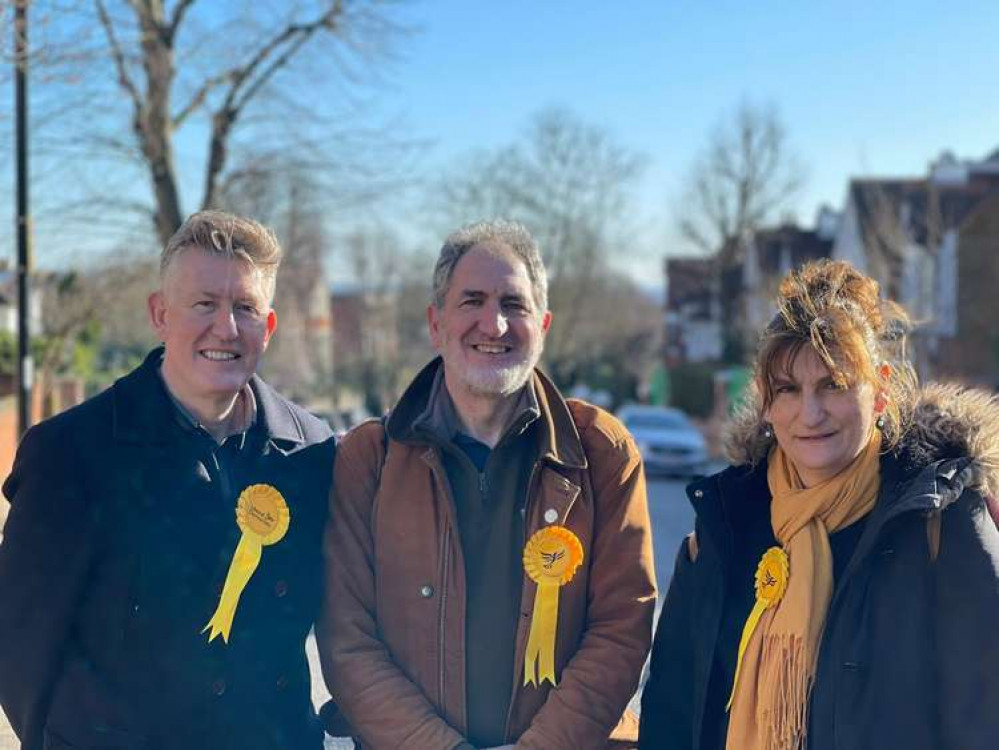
[
  {"left": 688, "top": 448, "right": 974, "bottom": 568},
  {"left": 387, "top": 357, "right": 587, "bottom": 470},
  {"left": 112, "top": 347, "right": 306, "bottom": 450}
]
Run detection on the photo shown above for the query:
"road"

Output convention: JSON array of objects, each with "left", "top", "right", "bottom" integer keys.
[{"left": 1, "top": 477, "right": 698, "bottom": 750}]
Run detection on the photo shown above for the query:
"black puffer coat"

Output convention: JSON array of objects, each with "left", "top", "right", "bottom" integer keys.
[{"left": 639, "top": 383, "right": 999, "bottom": 750}]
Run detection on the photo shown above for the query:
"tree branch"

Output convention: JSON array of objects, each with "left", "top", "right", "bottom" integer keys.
[
  {"left": 168, "top": 0, "right": 197, "bottom": 40},
  {"left": 95, "top": 0, "right": 143, "bottom": 115},
  {"left": 201, "top": 2, "right": 346, "bottom": 209},
  {"left": 223, "top": 3, "right": 342, "bottom": 115},
  {"left": 172, "top": 70, "right": 229, "bottom": 128}
]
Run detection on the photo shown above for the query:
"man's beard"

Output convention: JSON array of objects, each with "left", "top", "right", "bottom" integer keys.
[
  {"left": 455, "top": 339, "right": 544, "bottom": 397},
  {"left": 463, "top": 358, "right": 534, "bottom": 396}
]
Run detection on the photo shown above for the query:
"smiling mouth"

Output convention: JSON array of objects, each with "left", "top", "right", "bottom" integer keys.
[
  {"left": 471, "top": 343, "right": 513, "bottom": 354},
  {"left": 200, "top": 350, "right": 240, "bottom": 362},
  {"left": 797, "top": 432, "right": 836, "bottom": 441}
]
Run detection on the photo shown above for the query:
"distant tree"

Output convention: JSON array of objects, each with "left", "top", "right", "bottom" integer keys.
[
  {"left": 678, "top": 100, "right": 805, "bottom": 256},
  {"left": 217, "top": 163, "right": 334, "bottom": 401},
  {"left": 36, "top": 254, "right": 159, "bottom": 393},
  {"left": 334, "top": 225, "right": 431, "bottom": 413},
  {"left": 432, "top": 107, "right": 652, "bottom": 390},
  {"left": 676, "top": 100, "right": 805, "bottom": 363}
]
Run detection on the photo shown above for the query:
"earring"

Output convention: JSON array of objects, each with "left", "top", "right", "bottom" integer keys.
[
  {"left": 763, "top": 423, "right": 774, "bottom": 439},
  {"left": 875, "top": 414, "right": 886, "bottom": 430}
]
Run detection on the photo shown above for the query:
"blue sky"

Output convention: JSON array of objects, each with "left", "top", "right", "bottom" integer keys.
[
  {"left": 6, "top": 1, "right": 998, "bottom": 284},
  {"left": 368, "top": 0, "right": 999, "bottom": 279}
]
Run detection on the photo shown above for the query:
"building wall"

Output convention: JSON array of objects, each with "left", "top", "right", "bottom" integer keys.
[
  {"left": 935, "top": 195, "right": 999, "bottom": 387},
  {"left": 832, "top": 197, "right": 867, "bottom": 271}
]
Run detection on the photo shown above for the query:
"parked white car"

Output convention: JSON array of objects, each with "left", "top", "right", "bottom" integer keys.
[{"left": 616, "top": 405, "right": 709, "bottom": 478}]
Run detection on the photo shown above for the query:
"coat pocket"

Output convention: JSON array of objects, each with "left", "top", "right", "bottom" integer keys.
[{"left": 44, "top": 658, "right": 147, "bottom": 750}]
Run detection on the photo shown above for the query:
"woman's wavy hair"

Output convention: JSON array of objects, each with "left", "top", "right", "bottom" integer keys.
[{"left": 755, "top": 259, "right": 918, "bottom": 450}]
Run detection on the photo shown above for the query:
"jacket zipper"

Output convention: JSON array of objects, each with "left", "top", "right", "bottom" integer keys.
[{"left": 503, "top": 460, "right": 542, "bottom": 742}]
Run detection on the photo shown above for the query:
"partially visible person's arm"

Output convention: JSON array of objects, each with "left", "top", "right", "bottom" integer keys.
[
  {"left": 317, "top": 422, "right": 469, "bottom": 750},
  {"left": 0, "top": 422, "right": 133, "bottom": 750},
  {"left": 934, "top": 489, "right": 999, "bottom": 750}
]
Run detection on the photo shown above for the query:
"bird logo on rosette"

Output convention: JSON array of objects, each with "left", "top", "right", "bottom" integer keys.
[{"left": 522, "top": 525, "right": 584, "bottom": 686}]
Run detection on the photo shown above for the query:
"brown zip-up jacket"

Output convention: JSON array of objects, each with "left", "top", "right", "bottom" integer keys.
[{"left": 318, "top": 362, "right": 657, "bottom": 749}]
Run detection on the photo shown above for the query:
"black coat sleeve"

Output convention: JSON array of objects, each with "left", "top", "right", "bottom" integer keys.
[
  {"left": 639, "top": 533, "right": 698, "bottom": 750},
  {"left": 933, "top": 488, "right": 999, "bottom": 750},
  {"left": 0, "top": 422, "right": 125, "bottom": 750}
]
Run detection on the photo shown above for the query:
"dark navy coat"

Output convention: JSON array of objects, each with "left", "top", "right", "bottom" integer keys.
[
  {"left": 640, "top": 384, "right": 999, "bottom": 750},
  {"left": 0, "top": 349, "right": 335, "bottom": 750}
]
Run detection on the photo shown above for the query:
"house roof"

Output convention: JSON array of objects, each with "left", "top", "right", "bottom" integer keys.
[
  {"left": 848, "top": 171, "right": 999, "bottom": 249},
  {"left": 753, "top": 223, "right": 833, "bottom": 274}
]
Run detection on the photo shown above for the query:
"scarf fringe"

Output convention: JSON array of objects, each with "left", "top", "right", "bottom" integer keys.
[{"left": 759, "top": 633, "right": 813, "bottom": 750}]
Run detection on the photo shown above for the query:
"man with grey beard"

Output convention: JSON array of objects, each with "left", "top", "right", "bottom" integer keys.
[{"left": 318, "top": 220, "right": 656, "bottom": 750}]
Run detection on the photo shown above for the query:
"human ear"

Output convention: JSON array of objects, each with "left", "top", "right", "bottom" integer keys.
[
  {"left": 426, "top": 305, "right": 441, "bottom": 349},
  {"left": 148, "top": 291, "right": 167, "bottom": 339}
]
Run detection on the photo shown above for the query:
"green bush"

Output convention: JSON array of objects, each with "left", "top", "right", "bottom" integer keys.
[{"left": 668, "top": 363, "right": 715, "bottom": 418}]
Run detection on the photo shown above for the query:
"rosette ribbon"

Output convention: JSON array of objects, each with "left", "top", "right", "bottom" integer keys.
[
  {"left": 203, "top": 484, "right": 290, "bottom": 644},
  {"left": 726, "top": 545, "right": 790, "bottom": 709},
  {"left": 522, "top": 525, "right": 584, "bottom": 687}
]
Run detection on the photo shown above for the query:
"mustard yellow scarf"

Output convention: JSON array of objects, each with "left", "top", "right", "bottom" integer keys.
[{"left": 725, "top": 434, "right": 881, "bottom": 750}]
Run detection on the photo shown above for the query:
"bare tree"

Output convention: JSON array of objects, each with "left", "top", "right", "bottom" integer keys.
[
  {"left": 1, "top": 1, "right": 407, "bottom": 252},
  {"left": 675, "top": 100, "right": 805, "bottom": 363},
  {"left": 36, "top": 252, "right": 159, "bottom": 394},
  {"left": 217, "top": 163, "right": 334, "bottom": 401},
  {"left": 678, "top": 100, "right": 805, "bottom": 257},
  {"left": 333, "top": 225, "right": 431, "bottom": 413},
  {"left": 432, "top": 107, "right": 650, "bottom": 390}
]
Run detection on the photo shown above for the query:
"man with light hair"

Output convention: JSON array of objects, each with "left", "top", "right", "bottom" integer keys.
[
  {"left": 0, "top": 210, "right": 335, "bottom": 750},
  {"left": 319, "top": 220, "right": 656, "bottom": 749}
]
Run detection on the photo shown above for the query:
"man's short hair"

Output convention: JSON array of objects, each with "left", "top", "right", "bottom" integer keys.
[
  {"left": 161, "top": 210, "right": 283, "bottom": 302},
  {"left": 433, "top": 220, "right": 548, "bottom": 314}
]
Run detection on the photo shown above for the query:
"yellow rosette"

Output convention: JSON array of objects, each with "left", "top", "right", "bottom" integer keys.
[
  {"left": 202, "top": 484, "right": 290, "bottom": 644},
  {"left": 726, "top": 545, "right": 790, "bottom": 709},
  {"left": 522, "top": 525, "right": 584, "bottom": 687}
]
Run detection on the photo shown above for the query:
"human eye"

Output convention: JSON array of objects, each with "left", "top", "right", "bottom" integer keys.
[
  {"left": 235, "top": 301, "right": 259, "bottom": 316},
  {"left": 774, "top": 383, "right": 796, "bottom": 395},
  {"left": 193, "top": 299, "right": 215, "bottom": 311},
  {"left": 459, "top": 297, "right": 482, "bottom": 308}
]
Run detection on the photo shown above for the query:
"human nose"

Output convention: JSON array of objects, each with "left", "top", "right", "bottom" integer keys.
[
  {"left": 211, "top": 306, "right": 239, "bottom": 339},
  {"left": 477, "top": 305, "right": 509, "bottom": 338},
  {"left": 799, "top": 390, "right": 826, "bottom": 426}
]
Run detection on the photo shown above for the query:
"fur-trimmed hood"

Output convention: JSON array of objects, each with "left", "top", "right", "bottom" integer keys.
[{"left": 723, "top": 382, "right": 999, "bottom": 499}]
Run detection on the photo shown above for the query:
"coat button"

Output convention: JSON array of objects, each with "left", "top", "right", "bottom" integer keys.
[
  {"left": 693, "top": 489, "right": 704, "bottom": 499},
  {"left": 276, "top": 675, "right": 288, "bottom": 691},
  {"left": 544, "top": 509, "right": 558, "bottom": 524},
  {"left": 419, "top": 585, "right": 434, "bottom": 598},
  {"left": 212, "top": 678, "right": 227, "bottom": 696},
  {"left": 274, "top": 580, "right": 289, "bottom": 597}
]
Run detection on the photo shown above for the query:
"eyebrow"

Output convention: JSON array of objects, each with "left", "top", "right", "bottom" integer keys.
[
  {"left": 458, "top": 289, "right": 529, "bottom": 302},
  {"left": 772, "top": 373, "right": 839, "bottom": 387}
]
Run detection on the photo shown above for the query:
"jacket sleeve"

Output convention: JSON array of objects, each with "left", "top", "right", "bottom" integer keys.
[
  {"left": 638, "top": 532, "right": 698, "bottom": 750},
  {"left": 516, "top": 431, "right": 657, "bottom": 750},
  {"left": 316, "top": 422, "right": 469, "bottom": 750},
  {"left": 0, "top": 422, "right": 131, "bottom": 750},
  {"left": 933, "top": 488, "right": 999, "bottom": 750}
]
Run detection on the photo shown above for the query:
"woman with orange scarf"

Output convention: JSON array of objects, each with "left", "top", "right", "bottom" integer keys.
[{"left": 639, "top": 260, "right": 999, "bottom": 750}]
